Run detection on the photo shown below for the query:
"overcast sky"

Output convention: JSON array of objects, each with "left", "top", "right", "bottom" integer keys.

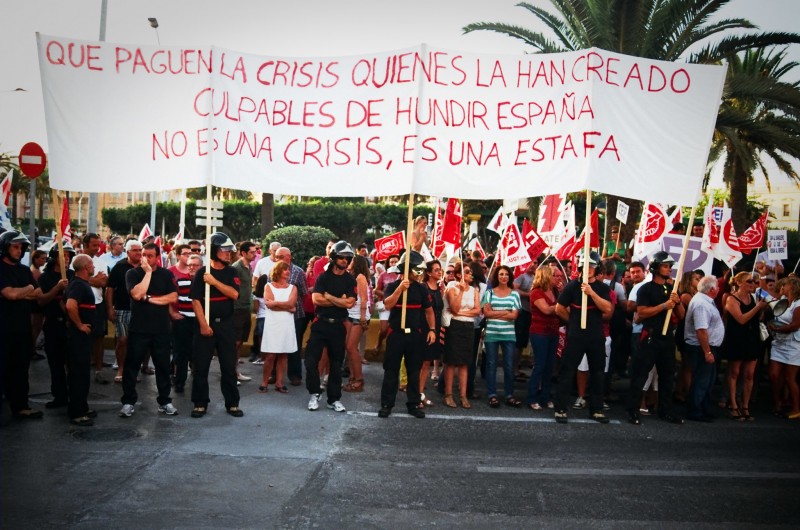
[{"left": 2, "top": 0, "right": 799, "bottom": 164}]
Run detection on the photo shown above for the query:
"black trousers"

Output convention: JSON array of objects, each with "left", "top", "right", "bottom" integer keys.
[
  {"left": 555, "top": 331, "right": 606, "bottom": 413},
  {"left": 191, "top": 317, "right": 239, "bottom": 409},
  {"left": 66, "top": 327, "right": 91, "bottom": 418},
  {"left": 627, "top": 332, "right": 677, "bottom": 416},
  {"left": 287, "top": 316, "right": 309, "bottom": 382},
  {"left": 3, "top": 330, "right": 33, "bottom": 413},
  {"left": 44, "top": 319, "right": 68, "bottom": 404},
  {"left": 171, "top": 317, "right": 195, "bottom": 389},
  {"left": 380, "top": 328, "right": 423, "bottom": 410},
  {"left": 123, "top": 331, "right": 173, "bottom": 407},
  {"left": 304, "top": 319, "right": 346, "bottom": 403}
]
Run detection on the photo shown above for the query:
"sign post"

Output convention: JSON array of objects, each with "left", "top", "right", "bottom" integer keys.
[
  {"left": 196, "top": 193, "right": 223, "bottom": 318},
  {"left": 19, "top": 142, "right": 47, "bottom": 250}
]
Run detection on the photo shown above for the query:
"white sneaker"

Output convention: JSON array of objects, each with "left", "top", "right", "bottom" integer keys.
[
  {"left": 327, "top": 401, "right": 346, "bottom": 412},
  {"left": 119, "top": 404, "right": 135, "bottom": 417},
  {"left": 237, "top": 373, "right": 252, "bottom": 382},
  {"left": 308, "top": 393, "right": 321, "bottom": 411},
  {"left": 572, "top": 397, "right": 586, "bottom": 410},
  {"left": 158, "top": 403, "right": 179, "bottom": 415}
]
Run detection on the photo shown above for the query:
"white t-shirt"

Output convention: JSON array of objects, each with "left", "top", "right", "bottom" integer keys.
[{"left": 253, "top": 256, "right": 276, "bottom": 281}]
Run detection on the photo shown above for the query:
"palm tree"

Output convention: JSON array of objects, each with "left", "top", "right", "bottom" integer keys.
[
  {"left": 464, "top": 0, "right": 800, "bottom": 238},
  {"left": 708, "top": 47, "right": 800, "bottom": 232}
]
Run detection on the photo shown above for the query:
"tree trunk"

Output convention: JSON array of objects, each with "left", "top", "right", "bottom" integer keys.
[
  {"left": 729, "top": 159, "right": 749, "bottom": 235},
  {"left": 261, "top": 193, "right": 274, "bottom": 236}
]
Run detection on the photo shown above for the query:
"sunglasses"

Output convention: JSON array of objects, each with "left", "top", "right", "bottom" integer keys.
[
  {"left": 190, "top": 248, "right": 201, "bottom": 253},
  {"left": 745, "top": 279, "right": 756, "bottom": 284}
]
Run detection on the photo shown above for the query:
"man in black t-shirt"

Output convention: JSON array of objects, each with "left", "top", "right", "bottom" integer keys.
[
  {"left": 189, "top": 232, "right": 243, "bottom": 418},
  {"left": 64, "top": 254, "right": 98, "bottom": 426},
  {"left": 119, "top": 243, "right": 178, "bottom": 418},
  {"left": 378, "top": 251, "right": 435, "bottom": 419},
  {"left": 0, "top": 230, "right": 44, "bottom": 419},
  {"left": 626, "top": 251, "right": 685, "bottom": 425},
  {"left": 105, "top": 239, "right": 142, "bottom": 383},
  {"left": 37, "top": 243, "right": 76, "bottom": 409},
  {"left": 305, "top": 241, "right": 357, "bottom": 413},
  {"left": 553, "top": 252, "right": 613, "bottom": 424}
]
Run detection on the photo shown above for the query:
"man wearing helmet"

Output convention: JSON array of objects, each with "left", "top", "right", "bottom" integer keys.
[
  {"left": 189, "top": 232, "right": 244, "bottom": 418},
  {"left": 626, "top": 251, "right": 685, "bottom": 425},
  {"left": 377, "top": 251, "right": 436, "bottom": 419},
  {"left": 553, "top": 251, "right": 613, "bottom": 424},
  {"left": 305, "top": 240, "right": 357, "bottom": 413},
  {"left": 0, "top": 230, "right": 44, "bottom": 419},
  {"left": 36, "top": 242, "right": 77, "bottom": 410}
]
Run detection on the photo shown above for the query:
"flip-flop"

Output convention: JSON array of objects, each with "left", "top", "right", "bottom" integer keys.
[{"left": 275, "top": 387, "right": 289, "bottom": 394}]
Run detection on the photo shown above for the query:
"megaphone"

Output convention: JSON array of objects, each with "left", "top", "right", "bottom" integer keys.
[{"left": 761, "top": 294, "right": 789, "bottom": 317}]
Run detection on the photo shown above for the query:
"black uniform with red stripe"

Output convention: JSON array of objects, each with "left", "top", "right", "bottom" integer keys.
[
  {"left": 0, "top": 260, "right": 38, "bottom": 414},
  {"left": 38, "top": 267, "right": 74, "bottom": 405},
  {"left": 554, "top": 278, "right": 611, "bottom": 414},
  {"left": 121, "top": 266, "right": 178, "bottom": 408},
  {"left": 380, "top": 279, "right": 433, "bottom": 410},
  {"left": 64, "top": 275, "right": 95, "bottom": 419},
  {"left": 189, "top": 265, "right": 240, "bottom": 409}
]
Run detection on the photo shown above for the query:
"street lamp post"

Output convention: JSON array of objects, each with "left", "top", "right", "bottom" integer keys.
[
  {"left": 86, "top": 0, "right": 107, "bottom": 234},
  {"left": 148, "top": 17, "right": 160, "bottom": 233}
]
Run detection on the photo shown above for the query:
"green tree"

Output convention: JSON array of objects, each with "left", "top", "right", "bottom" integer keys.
[
  {"left": 707, "top": 47, "right": 800, "bottom": 233},
  {"left": 464, "top": 0, "right": 800, "bottom": 241}
]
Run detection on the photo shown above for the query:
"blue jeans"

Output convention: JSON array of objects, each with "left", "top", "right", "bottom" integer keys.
[
  {"left": 686, "top": 344, "right": 717, "bottom": 418},
  {"left": 527, "top": 333, "right": 558, "bottom": 406},
  {"left": 484, "top": 340, "right": 516, "bottom": 398}
]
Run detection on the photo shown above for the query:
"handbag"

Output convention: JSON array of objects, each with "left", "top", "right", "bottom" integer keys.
[{"left": 759, "top": 322, "right": 770, "bottom": 342}]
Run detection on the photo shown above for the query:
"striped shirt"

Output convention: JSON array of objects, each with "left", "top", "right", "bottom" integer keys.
[
  {"left": 168, "top": 266, "right": 195, "bottom": 318},
  {"left": 481, "top": 289, "right": 521, "bottom": 343}
]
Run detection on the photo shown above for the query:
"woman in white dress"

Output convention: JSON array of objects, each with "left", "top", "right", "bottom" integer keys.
[
  {"left": 768, "top": 277, "right": 800, "bottom": 419},
  {"left": 259, "top": 261, "right": 297, "bottom": 393}
]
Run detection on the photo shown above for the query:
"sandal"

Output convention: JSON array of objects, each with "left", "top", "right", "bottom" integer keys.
[
  {"left": 114, "top": 375, "right": 123, "bottom": 383},
  {"left": 742, "top": 408, "right": 754, "bottom": 421},
  {"left": 529, "top": 403, "right": 543, "bottom": 411},
  {"left": 728, "top": 407, "right": 745, "bottom": 421},
  {"left": 275, "top": 386, "right": 289, "bottom": 394},
  {"left": 421, "top": 392, "right": 433, "bottom": 407},
  {"left": 505, "top": 397, "right": 522, "bottom": 408},
  {"left": 258, "top": 385, "right": 269, "bottom": 393},
  {"left": 488, "top": 396, "right": 500, "bottom": 408},
  {"left": 444, "top": 394, "right": 457, "bottom": 408},
  {"left": 343, "top": 379, "right": 364, "bottom": 393},
  {"left": 460, "top": 396, "right": 472, "bottom": 409},
  {"left": 191, "top": 406, "right": 207, "bottom": 418}
]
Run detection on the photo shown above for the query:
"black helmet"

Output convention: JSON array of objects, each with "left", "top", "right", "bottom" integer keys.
[
  {"left": 577, "top": 250, "right": 600, "bottom": 267},
  {"left": 210, "top": 232, "right": 235, "bottom": 262},
  {"left": 397, "top": 250, "right": 425, "bottom": 272},
  {"left": 329, "top": 240, "right": 354, "bottom": 261},
  {"left": 0, "top": 230, "right": 31, "bottom": 262},
  {"left": 48, "top": 241, "right": 76, "bottom": 260},
  {"left": 649, "top": 251, "right": 675, "bottom": 274}
]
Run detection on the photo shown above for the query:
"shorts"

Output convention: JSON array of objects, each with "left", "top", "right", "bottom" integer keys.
[
  {"left": 233, "top": 308, "right": 252, "bottom": 343},
  {"left": 114, "top": 310, "right": 131, "bottom": 338},
  {"left": 92, "top": 301, "right": 108, "bottom": 338}
]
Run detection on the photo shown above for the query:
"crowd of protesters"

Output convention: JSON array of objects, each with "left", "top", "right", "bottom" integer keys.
[{"left": 1, "top": 221, "right": 799, "bottom": 427}]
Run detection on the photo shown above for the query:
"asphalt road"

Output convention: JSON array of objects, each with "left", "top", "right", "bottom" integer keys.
[{"left": 3, "top": 351, "right": 799, "bottom": 529}]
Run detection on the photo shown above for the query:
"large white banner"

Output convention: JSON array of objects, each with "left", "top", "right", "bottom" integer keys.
[{"left": 38, "top": 35, "right": 725, "bottom": 204}]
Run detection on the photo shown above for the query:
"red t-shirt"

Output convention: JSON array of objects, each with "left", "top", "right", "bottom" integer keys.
[{"left": 529, "top": 288, "right": 560, "bottom": 336}]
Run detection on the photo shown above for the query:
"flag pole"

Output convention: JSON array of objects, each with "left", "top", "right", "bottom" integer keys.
[
  {"left": 661, "top": 204, "right": 697, "bottom": 335},
  {"left": 615, "top": 222, "right": 622, "bottom": 250},
  {"left": 204, "top": 184, "right": 212, "bottom": 319},
  {"left": 793, "top": 256, "right": 800, "bottom": 275},
  {"left": 430, "top": 197, "right": 439, "bottom": 260},
  {"left": 400, "top": 193, "right": 415, "bottom": 332},
  {"left": 580, "top": 190, "right": 592, "bottom": 329},
  {"left": 52, "top": 192, "right": 66, "bottom": 281}
]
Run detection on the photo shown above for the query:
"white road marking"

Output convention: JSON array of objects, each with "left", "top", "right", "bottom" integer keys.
[
  {"left": 349, "top": 410, "right": 620, "bottom": 424},
  {"left": 476, "top": 466, "right": 800, "bottom": 479}
]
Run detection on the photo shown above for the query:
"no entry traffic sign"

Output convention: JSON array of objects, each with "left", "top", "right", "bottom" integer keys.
[{"left": 19, "top": 142, "right": 46, "bottom": 178}]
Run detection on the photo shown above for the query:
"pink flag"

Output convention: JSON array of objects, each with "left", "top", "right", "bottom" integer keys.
[
  {"left": 60, "top": 198, "right": 72, "bottom": 239},
  {"left": 374, "top": 231, "right": 406, "bottom": 262},
  {"left": 737, "top": 210, "right": 768, "bottom": 253}
]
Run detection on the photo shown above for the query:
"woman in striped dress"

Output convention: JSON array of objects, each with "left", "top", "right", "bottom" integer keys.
[{"left": 481, "top": 265, "right": 522, "bottom": 408}]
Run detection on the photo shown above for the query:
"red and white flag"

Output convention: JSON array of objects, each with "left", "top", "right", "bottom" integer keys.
[
  {"left": 486, "top": 206, "right": 508, "bottom": 235},
  {"left": 553, "top": 203, "right": 577, "bottom": 260},
  {"left": 59, "top": 197, "right": 72, "bottom": 239},
  {"left": 431, "top": 205, "right": 445, "bottom": 258},
  {"left": 439, "top": 198, "right": 462, "bottom": 258},
  {"left": 138, "top": 223, "right": 153, "bottom": 242},
  {"left": 633, "top": 202, "right": 669, "bottom": 261},
  {"left": 467, "top": 237, "right": 486, "bottom": 260},
  {"left": 573, "top": 208, "right": 600, "bottom": 251},
  {"left": 174, "top": 229, "right": 184, "bottom": 244},
  {"left": 499, "top": 216, "right": 532, "bottom": 268},
  {"left": 669, "top": 206, "right": 683, "bottom": 228},
  {"left": 521, "top": 218, "right": 548, "bottom": 260},
  {"left": 0, "top": 170, "right": 14, "bottom": 230},
  {"left": 537, "top": 193, "right": 566, "bottom": 234},
  {"left": 374, "top": 231, "right": 406, "bottom": 262},
  {"left": 702, "top": 206, "right": 742, "bottom": 267},
  {"left": 737, "top": 210, "right": 768, "bottom": 253}
]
